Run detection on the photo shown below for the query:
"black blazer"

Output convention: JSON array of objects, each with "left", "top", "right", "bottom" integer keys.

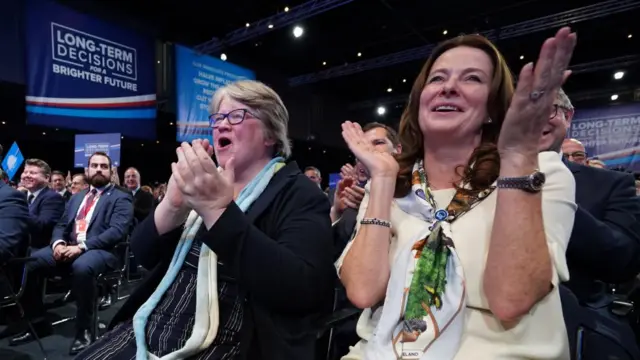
[
  {"left": 564, "top": 161, "right": 640, "bottom": 303},
  {"left": 110, "top": 162, "right": 335, "bottom": 360},
  {"left": 0, "top": 181, "right": 30, "bottom": 262},
  {"left": 28, "top": 187, "right": 65, "bottom": 248},
  {"left": 132, "top": 188, "right": 155, "bottom": 224}
]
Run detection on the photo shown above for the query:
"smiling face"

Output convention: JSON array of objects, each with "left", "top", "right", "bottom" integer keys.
[
  {"left": 418, "top": 46, "right": 494, "bottom": 143},
  {"left": 213, "top": 97, "right": 275, "bottom": 171},
  {"left": 21, "top": 165, "right": 49, "bottom": 192}
]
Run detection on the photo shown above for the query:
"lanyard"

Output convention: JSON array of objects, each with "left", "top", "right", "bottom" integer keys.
[{"left": 78, "top": 190, "right": 100, "bottom": 219}]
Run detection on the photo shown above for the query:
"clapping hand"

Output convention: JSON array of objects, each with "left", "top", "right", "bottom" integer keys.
[
  {"left": 498, "top": 27, "right": 577, "bottom": 163},
  {"left": 340, "top": 163, "right": 356, "bottom": 179},
  {"left": 171, "top": 139, "right": 234, "bottom": 215},
  {"left": 342, "top": 121, "right": 399, "bottom": 179}
]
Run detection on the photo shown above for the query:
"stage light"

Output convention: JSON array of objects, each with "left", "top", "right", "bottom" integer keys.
[
  {"left": 268, "top": 24, "right": 274, "bottom": 29},
  {"left": 157, "top": 60, "right": 160, "bottom": 64},
  {"left": 121, "top": 136, "right": 124, "bottom": 139},
  {"left": 156, "top": 141, "right": 160, "bottom": 144},
  {"left": 322, "top": 61, "right": 327, "bottom": 66},
  {"left": 285, "top": 6, "right": 290, "bottom": 12},
  {"left": 357, "top": 52, "right": 362, "bottom": 57},
  {"left": 42, "top": 132, "right": 46, "bottom": 135},
  {"left": 246, "top": 23, "right": 250, "bottom": 28},
  {"left": 614, "top": 71, "right": 625, "bottom": 80},
  {"left": 293, "top": 26, "right": 304, "bottom": 38},
  {"left": 377, "top": 106, "right": 386, "bottom": 115},
  {"left": 443, "top": 30, "right": 448, "bottom": 35},
  {"left": 169, "top": 122, "right": 174, "bottom": 125},
  {"left": 402, "top": 79, "right": 407, "bottom": 83},
  {"left": 1, "top": 121, "right": 4, "bottom": 125},
  {"left": 220, "top": 53, "right": 227, "bottom": 61},
  {"left": 387, "top": 88, "right": 393, "bottom": 93},
  {"left": 629, "top": 34, "right": 633, "bottom": 39},
  {"left": 611, "top": 94, "right": 619, "bottom": 101},
  {"left": 520, "top": 55, "right": 524, "bottom": 60}
]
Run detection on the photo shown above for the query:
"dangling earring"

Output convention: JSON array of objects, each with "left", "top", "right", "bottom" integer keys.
[{"left": 486, "top": 117, "right": 493, "bottom": 124}]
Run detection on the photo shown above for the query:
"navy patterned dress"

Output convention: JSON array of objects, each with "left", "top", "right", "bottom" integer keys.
[{"left": 76, "top": 239, "right": 244, "bottom": 360}]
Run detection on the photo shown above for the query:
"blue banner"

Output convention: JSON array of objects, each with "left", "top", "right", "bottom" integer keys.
[
  {"left": 74, "top": 133, "right": 121, "bottom": 168},
  {"left": 175, "top": 45, "right": 255, "bottom": 143},
  {"left": 329, "top": 173, "right": 341, "bottom": 189},
  {"left": 1, "top": 142, "right": 25, "bottom": 181},
  {"left": 569, "top": 104, "right": 640, "bottom": 171},
  {"left": 24, "top": 0, "right": 156, "bottom": 139}
]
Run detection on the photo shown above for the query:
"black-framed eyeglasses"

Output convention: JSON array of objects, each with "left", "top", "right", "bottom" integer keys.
[
  {"left": 563, "top": 151, "right": 587, "bottom": 160},
  {"left": 550, "top": 104, "right": 569, "bottom": 119},
  {"left": 209, "top": 109, "right": 254, "bottom": 128}
]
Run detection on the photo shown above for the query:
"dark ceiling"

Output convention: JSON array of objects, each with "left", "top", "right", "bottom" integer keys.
[
  {"left": 3, "top": 0, "right": 636, "bottom": 184},
  {"left": 58, "top": 0, "right": 639, "bottom": 124}
]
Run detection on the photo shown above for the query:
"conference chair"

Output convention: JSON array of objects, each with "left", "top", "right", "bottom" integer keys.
[{"left": 0, "top": 237, "right": 48, "bottom": 359}]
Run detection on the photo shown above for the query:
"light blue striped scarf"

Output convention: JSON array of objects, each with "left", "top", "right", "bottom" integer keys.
[{"left": 132, "top": 157, "right": 284, "bottom": 359}]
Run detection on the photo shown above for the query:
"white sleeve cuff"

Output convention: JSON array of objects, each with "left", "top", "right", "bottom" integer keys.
[{"left": 52, "top": 240, "right": 66, "bottom": 250}]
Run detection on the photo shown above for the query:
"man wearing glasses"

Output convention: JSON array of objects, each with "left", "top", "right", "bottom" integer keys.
[
  {"left": 540, "top": 88, "right": 640, "bottom": 359},
  {"left": 561, "top": 138, "right": 587, "bottom": 165}
]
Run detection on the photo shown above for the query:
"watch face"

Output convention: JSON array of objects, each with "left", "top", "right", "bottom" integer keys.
[{"left": 530, "top": 172, "right": 546, "bottom": 191}]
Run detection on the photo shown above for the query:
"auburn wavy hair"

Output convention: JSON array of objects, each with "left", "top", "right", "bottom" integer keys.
[{"left": 394, "top": 34, "right": 515, "bottom": 198}]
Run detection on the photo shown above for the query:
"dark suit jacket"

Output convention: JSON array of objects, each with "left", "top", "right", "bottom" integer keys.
[
  {"left": 110, "top": 162, "right": 335, "bottom": 360},
  {"left": 28, "top": 187, "right": 65, "bottom": 248},
  {"left": 132, "top": 188, "right": 154, "bottom": 224},
  {"left": 60, "top": 189, "right": 72, "bottom": 202},
  {"left": 562, "top": 161, "right": 640, "bottom": 358},
  {"left": 0, "top": 181, "right": 30, "bottom": 262},
  {"left": 565, "top": 161, "right": 640, "bottom": 301},
  {"left": 52, "top": 184, "right": 134, "bottom": 251}
]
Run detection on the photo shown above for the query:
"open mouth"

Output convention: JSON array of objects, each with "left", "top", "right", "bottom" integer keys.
[
  {"left": 217, "top": 137, "right": 232, "bottom": 149},
  {"left": 431, "top": 104, "right": 464, "bottom": 112}
]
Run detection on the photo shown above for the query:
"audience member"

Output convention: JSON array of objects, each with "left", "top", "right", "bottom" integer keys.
[
  {"left": 337, "top": 28, "right": 576, "bottom": 359},
  {"left": 0, "top": 179, "right": 29, "bottom": 263},
  {"left": 562, "top": 138, "right": 587, "bottom": 165},
  {"left": 70, "top": 173, "right": 89, "bottom": 195},
  {"left": 123, "top": 167, "right": 155, "bottom": 224},
  {"left": 10, "top": 152, "right": 134, "bottom": 355},
  {"left": 20, "top": 158, "right": 65, "bottom": 248},
  {"left": 304, "top": 166, "right": 323, "bottom": 188},
  {"left": 51, "top": 170, "right": 72, "bottom": 202},
  {"left": 542, "top": 88, "right": 640, "bottom": 358},
  {"left": 78, "top": 80, "right": 334, "bottom": 360}
]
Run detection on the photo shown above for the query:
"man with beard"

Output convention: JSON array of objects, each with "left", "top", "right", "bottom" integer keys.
[
  {"left": 10, "top": 152, "right": 134, "bottom": 355},
  {"left": 539, "top": 89, "right": 640, "bottom": 359}
]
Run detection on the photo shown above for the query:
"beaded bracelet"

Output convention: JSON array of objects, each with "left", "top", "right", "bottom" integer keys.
[{"left": 360, "top": 217, "right": 391, "bottom": 228}]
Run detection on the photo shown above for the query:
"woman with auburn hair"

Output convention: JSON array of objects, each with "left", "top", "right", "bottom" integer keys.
[{"left": 336, "top": 28, "right": 577, "bottom": 359}]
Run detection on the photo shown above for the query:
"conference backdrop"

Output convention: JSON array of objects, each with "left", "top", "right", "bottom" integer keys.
[
  {"left": 74, "top": 133, "right": 121, "bottom": 168},
  {"left": 570, "top": 103, "right": 640, "bottom": 170},
  {"left": 175, "top": 45, "right": 255, "bottom": 143},
  {"left": 24, "top": 0, "right": 156, "bottom": 139}
]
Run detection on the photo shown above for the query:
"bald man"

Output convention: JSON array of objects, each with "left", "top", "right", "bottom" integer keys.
[
  {"left": 124, "top": 167, "right": 154, "bottom": 225},
  {"left": 561, "top": 138, "right": 587, "bottom": 165}
]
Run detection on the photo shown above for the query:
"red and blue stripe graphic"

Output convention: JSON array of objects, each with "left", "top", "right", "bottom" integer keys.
[{"left": 25, "top": 94, "right": 156, "bottom": 119}]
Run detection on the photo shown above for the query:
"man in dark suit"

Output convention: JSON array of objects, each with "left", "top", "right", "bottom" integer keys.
[
  {"left": 0, "top": 180, "right": 29, "bottom": 263},
  {"left": 18, "top": 159, "right": 65, "bottom": 248},
  {"left": 11, "top": 152, "right": 134, "bottom": 355},
  {"left": 123, "top": 167, "right": 154, "bottom": 224},
  {"left": 51, "top": 170, "right": 72, "bottom": 202},
  {"left": 541, "top": 88, "right": 640, "bottom": 359}
]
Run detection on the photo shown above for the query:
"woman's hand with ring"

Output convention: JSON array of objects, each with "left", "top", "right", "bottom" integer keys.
[{"left": 498, "top": 27, "right": 577, "bottom": 164}]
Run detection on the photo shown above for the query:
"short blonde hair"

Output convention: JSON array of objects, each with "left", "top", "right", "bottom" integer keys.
[{"left": 209, "top": 80, "right": 291, "bottom": 158}]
